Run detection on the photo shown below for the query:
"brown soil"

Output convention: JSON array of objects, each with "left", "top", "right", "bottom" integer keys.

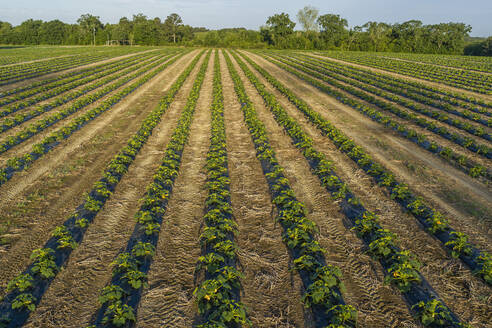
[
  {"left": 0, "top": 49, "right": 160, "bottom": 92},
  {"left": 22, "top": 51, "right": 204, "bottom": 328},
  {"left": 272, "top": 55, "right": 492, "bottom": 170},
  {"left": 0, "top": 48, "right": 489, "bottom": 328},
  {"left": 0, "top": 50, "right": 199, "bottom": 288},
  {"left": 300, "top": 54, "right": 492, "bottom": 126},
  {"left": 135, "top": 52, "right": 214, "bottom": 327},
  {"left": 228, "top": 51, "right": 419, "bottom": 327},
  {"left": 0, "top": 53, "right": 176, "bottom": 165},
  {"left": 245, "top": 51, "right": 492, "bottom": 241},
  {"left": 0, "top": 53, "right": 161, "bottom": 123},
  {"left": 370, "top": 54, "right": 492, "bottom": 76},
  {"left": 241, "top": 51, "right": 492, "bottom": 327},
  {"left": 307, "top": 54, "right": 492, "bottom": 103},
  {"left": 220, "top": 51, "right": 307, "bottom": 327},
  {"left": 297, "top": 55, "right": 491, "bottom": 143}
]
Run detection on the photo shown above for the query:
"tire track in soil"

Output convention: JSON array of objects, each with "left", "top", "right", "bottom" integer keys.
[
  {"left": 228, "top": 52, "right": 417, "bottom": 328},
  {"left": 245, "top": 52, "right": 492, "bottom": 249},
  {"left": 0, "top": 53, "right": 174, "bottom": 166},
  {"left": 21, "top": 51, "right": 205, "bottom": 328},
  {"left": 269, "top": 55, "right": 492, "bottom": 175},
  {"left": 0, "top": 49, "right": 160, "bottom": 93},
  {"left": 219, "top": 51, "right": 306, "bottom": 328},
  {"left": 241, "top": 52, "right": 492, "bottom": 328},
  {"left": 0, "top": 51, "right": 199, "bottom": 287},
  {"left": 308, "top": 54, "right": 492, "bottom": 103},
  {"left": 303, "top": 54, "right": 492, "bottom": 126},
  {"left": 135, "top": 53, "right": 214, "bottom": 328},
  {"left": 0, "top": 53, "right": 162, "bottom": 141}
]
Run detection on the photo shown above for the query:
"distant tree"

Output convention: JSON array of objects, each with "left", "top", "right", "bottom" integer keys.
[
  {"left": 266, "top": 13, "right": 295, "bottom": 46},
  {"left": 15, "top": 19, "right": 43, "bottom": 44},
  {"left": 164, "top": 13, "right": 183, "bottom": 43},
  {"left": 112, "top": 17, "right": 133, "bottom": 42},
  {"left": 77, "top": 14, "right": 103, "bottom": 45},
  {"left": 317, "top": 14, "right": 348, "bottom": 48},
  {"left": 297, "top": 6, "right": 319, "bottom": 32},
  {"left": 39, "top": 20, "right": 66, "bottom": 44},
  {"left": 0, "top": 21, "right": 14, "bottom": 44}
]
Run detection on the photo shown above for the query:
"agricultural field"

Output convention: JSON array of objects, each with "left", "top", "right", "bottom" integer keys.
[{"left": 0, "top": 46, "right": 490, "bottom": 328}]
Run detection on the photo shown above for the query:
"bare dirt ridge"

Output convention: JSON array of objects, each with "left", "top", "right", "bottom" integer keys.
[
  {"left": 230, "top": 51, "right": 416, "bottom": 328},
  {"left": 0, "top": 48, "right": 160, "bottom": 92},
  {"left": 307, "top": 53, "right": 492, "bottom": 103},
  {"left": 245, "top": 51, "right": 492, "bottom": 239},
  {"left": 136, "top": 52, "right": 214, "bottom": 327},
  {"left": 0, "top": 51, "right": 199, "bottom": 285},
  {"left": 239, "top": 51, "right": 491, "bottom": 328},
  {"left": 220, "top": 50, "right": 306, "bottom": 328},
  {"left": 23, "top": 51, "right": 203, "bottom": 328},
  {"left": 0, "top": 48, "right": 490, "bottom": 328}
]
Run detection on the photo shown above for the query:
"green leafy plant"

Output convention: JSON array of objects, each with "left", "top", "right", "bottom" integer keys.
[
  {"left": 98, "top": 285, "right": 125, "bottom": 304},
  {"left": 30, "top": 248, "right": 58, "bottom": 279},
  {"left": 445, "top": 232, "right": 473, "bottom": 258},
  {"left": 412, "top": 299, "right": 453, "bottom": 326},
  {"left": 11, "top": 293, "right": 36, "bottom": 312},
  {"left": 102, "top": 301, "right": 136, "bottom": 327},
  {"left": 7, "top": 274, "right": 34, "bottom": 292}
]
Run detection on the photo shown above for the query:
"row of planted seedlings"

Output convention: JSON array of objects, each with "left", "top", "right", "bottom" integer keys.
[
  {"left": 260, "top": 53, "right": 491, "bottom": 181},
  {"left": 0, "top": 50, "right": 205, "bottom": 328},
  {"left": 270, "top": 54, "right": 492, "bottom": 160},
  {"left": 0, "top": 50, "right": 189, "bottom": 187},
  {"left": 0, "top": 53, "right": 113, "bottom": 86},
  {"left": 299, "top": 54, "right": 492, "bottom": 124},
  {"left": 239, "top": 51, "right": 492, "bottom": 287},
  {"left": 193, "top": 50, "right": 250, "bottom": 327},
  {"left": 317, "top": 51, "right": 491, "bottom": 94},
  {"left": 89, "top": 50, "right": 211, "bottom": 328},
  {"left": 0, "top": 50, "right": 159, "bottom": 113},
  {"left": 0, "top": 53, "right": 108, "bottom": 78},
  {"left": 0, "top": 51, "right": 174, "bottom": 153},
  {"left": 231, "top": 50, "right": 472, "bottom": 328},
  {"left": 293, "top": 54, "right": 492, "bottom": 136},
  {"left": 0, "top": 50, "right": 157, "bottom": 100},
  {"left": 0, "top": 51, "right": 173, "bottom": 134},
  {"left": 224, "top": 50, "right": 357, "bottom": 328},
  {"left": 371, "top": 52, "right": 492, "bottom": 73},
  {"left": 314, "top": 52, "right": 492, "bottom": 113}
]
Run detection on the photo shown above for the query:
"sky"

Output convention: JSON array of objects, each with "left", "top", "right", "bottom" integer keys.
[{"left": 1, "top": 0, "right": 491, "bottom": 36}]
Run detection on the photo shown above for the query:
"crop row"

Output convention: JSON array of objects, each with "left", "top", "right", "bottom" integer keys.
[
  {"left": 0, "top": 51, "right": 157, "bottom": 99},
  {"left": 372, "top": 52, "right": 492, "bottom": 74},
  {"left": 0, "top": 53, "right": 113, "bottom": 86},
  {"left": 0, "top": 52, "right": 175, "bottom": 157},
  {"left": 0, "top": 50, "right": 204, "bottom": 328},
  {"left": 239, "top": 51, "right": 492, "bottom": 287},
  {"left": 262, "top": 54, "right": 491, "bottom": 181},
  {"left": 318, "top": 51, "right": 492, "bottom": 94},
  {"left": 0, "top": 50, "right": 188, "bottom": 187},
  {"left": 0, "top": 53, "right": 172, "bottom": 135},
  {"left": 0, "top": 46, "right": 159, "bottom": 67},
  {"left": 225, "top": 50, "right": 358, "bottom": 327},
  {"left": 278, "top": 54, "right": 492, "bottom": 155},
  {"left": 297, "top": 54, "right": 492, "bottom": 128},
  {"left": 91, "top": 50, "right": 210, "bottom": 328},
  {"left": 0, "top": 48, "right": 154, "bottom": 85},
  {"left": 232, "top": 51, "right": 470, "bottom": 328},
  {"left": 0, "top": 51, "right": 159, "bottom": 109},
  {"left": 193, "top": 50, "right": 250, "bottom": 327}
]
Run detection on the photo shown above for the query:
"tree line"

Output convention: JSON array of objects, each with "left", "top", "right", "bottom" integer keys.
[{"left": 0, "top": 7, "right": 488, "bottom": 56}]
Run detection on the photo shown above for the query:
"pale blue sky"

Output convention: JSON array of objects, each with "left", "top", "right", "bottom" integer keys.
[{"left": 1, "top": 0, "right": 491, "bottom": 36}]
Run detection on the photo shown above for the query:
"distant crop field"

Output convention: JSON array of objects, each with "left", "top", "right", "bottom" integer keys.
[{"left": 0, "top": 46, "right": 490, "bottom": 328}]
